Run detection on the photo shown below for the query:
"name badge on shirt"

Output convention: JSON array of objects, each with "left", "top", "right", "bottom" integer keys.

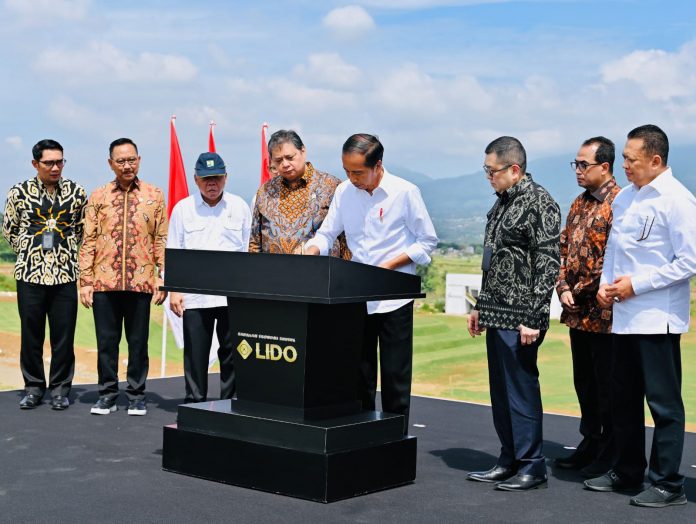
[{"left": 42, "top": 231, "right": 55, "bottom": 250}]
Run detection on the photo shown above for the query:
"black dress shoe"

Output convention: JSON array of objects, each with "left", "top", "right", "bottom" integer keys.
[
  {"left": 496, "top": 474, "right": 548, "bottom": 491},
  {"left": 50, "top": 395, "right": 70, "bottom": 410},
  {"left": 19, "top": 393, "right": 43, "bottom": 409},
  {"left": 467, "top": 466, "right": 516, "bottom": 483},
  {"left": 554, "top": 452, "right": 593, "bottom": 470}
]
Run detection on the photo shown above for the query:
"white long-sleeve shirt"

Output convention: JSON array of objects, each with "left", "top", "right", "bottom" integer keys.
[
  {"left": 167, "top": 191, "right": 251, "bottom": 309},
  {"left": 601, "top": 168, "right": 696, "bottom": 334},
  {"left": 305, "top": 169, "right": 438, "bottom": 314}
]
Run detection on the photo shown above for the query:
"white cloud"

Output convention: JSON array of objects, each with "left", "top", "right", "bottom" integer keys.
[
  {"left": 293, "top": 53, "right": 362, "bottom": 89},
  {"left": 322, "top": 5, "right": 376, "bottom": 38},
  {"left": 267, "top": 79, "right": 358, "bottom": 114},
  {"left": 373, "top": 64, "right": 493, "bottom": 119},
  {"left": 34, "top": 41, "right": 197, "bottom": 84},
  {"left": 5, "top": 136, "right": 22, "bottom": 149},
  {"left": 601, "top": 40, "right": 696, "bottom": 101},
  {"left": 4, "top": 0, "right": 91, "bottom": 20},
  {"left": 48, "top": 95, "right": 101, "bottom": 129}
]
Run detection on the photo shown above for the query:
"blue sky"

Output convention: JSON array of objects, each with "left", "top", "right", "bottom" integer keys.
[{"left": 1, "top": 0, "right": 695, "bottom": 199}]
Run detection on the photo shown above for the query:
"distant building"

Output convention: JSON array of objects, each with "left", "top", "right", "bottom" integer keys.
[{"left": 445, "top": 273, "right": 562, "bottom": 320}]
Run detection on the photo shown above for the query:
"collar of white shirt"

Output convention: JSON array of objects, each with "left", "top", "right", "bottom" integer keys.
[{"left": 193, "top": 190, "right": 226, "bottom": 209}]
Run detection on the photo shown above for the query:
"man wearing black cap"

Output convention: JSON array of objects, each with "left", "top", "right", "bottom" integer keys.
[{"left": 168, "top": 152, "right": 251, "bottom": 402}]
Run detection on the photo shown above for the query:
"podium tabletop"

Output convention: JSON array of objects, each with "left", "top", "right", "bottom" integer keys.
[{"left": 162, "top": 249, "right": 425, "bottom": 304}]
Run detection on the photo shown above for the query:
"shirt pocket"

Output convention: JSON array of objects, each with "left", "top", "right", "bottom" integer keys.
[
  {"left": 619, "top": 212, "right": 650, "bottom": 243},
  {"left": 221, "top": 216, "right": 245, "bottom": 250},
  {"left": 183, "top": 220, "right": 207, "bottom": 249}
]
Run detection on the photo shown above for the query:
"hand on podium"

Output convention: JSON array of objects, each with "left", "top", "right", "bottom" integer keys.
[{"left": 302, "top": 244, "right": 320, "bottom": 256}]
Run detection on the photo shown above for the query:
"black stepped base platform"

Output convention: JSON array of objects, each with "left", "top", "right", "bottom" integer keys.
[{"left": 162, "top": 400, "right": 417, "bottom": 502}]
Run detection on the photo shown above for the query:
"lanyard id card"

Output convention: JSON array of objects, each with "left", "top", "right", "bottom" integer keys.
[
  {"left": 481, "top": 245, "right": 493, "bottom": 271},
  {"left": 42, "top": 230, "right": 55, "bottom": 250}
]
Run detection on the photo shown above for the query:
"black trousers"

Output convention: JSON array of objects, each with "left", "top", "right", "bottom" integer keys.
[
  {"left": 359, "top": 302, "right": 414, "bottom": 434},
  {"left": 486, "top": 328, "right": 546, "bottom": 476},
  {"left": 16, "top": 280, "right": 77, "bottom": 397},
  {"left": 182, "top": 307, "right": 235, "bottom": 402},
  {"left": 568, "top": 328, "right": 613, "bottom": 465},
  {"left": 92, "top": 291, "right": 151, "bottom": 401},
  {"left": 612, "top": 333, "right": 684, "bottom": 491}
]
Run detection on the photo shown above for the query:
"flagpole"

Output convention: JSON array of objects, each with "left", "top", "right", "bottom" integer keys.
[{"left": 161, "top": 305, "right": 168, "bottom": 378}]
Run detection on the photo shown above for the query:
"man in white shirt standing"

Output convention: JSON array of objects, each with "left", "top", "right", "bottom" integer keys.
[
  {"left": 304, "top": 133, "right": 438, "bottom": 434},
  {"left": 585, "top": 125, "right": 696, "bottom": 508},
  {"left": 168, "top": 152, "right": 251, "bottom": 403}
]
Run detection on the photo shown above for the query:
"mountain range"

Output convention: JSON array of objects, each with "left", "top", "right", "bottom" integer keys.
[{"left": 390, "top": 144, "right": 696, "bottom": 245}]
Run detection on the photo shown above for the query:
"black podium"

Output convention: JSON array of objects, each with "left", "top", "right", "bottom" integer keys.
[{"left": 161, "top": 249, "right": 424, "bottom": 502}]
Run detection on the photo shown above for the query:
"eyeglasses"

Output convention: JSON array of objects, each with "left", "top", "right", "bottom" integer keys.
[
  {"left": 38, "top": 159, "right": 66, "bottom": 168},
  {"left": 482, "top": 164, "right": 512, "bottom": 177},
  {"left": 112, "top": 157, "right": 139, "bottom": 167},
  {"left": 570, "top": 161, "right": 601, "bottom": 172}
]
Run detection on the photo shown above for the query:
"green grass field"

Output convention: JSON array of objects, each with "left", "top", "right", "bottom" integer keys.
[
  {"left": 0, "top": 255, "right": 694, "bottom": 430},
  {"left": 0, "top": 300, "right": 182, "bottom": 367},
  {"left": 411, "top": 311, "right": 696, "bottom": 430}
]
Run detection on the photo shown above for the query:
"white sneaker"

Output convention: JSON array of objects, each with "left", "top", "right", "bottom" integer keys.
[
  {"left": 127, "top": 399, "right": 147, "bottom": 416},
  {"left": 91, "top": 397, "right": 118, "bottom": 415}
]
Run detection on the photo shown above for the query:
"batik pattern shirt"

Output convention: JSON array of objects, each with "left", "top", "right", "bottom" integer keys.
[
  {"left": 557, "top": 178, "right": 620, "bottom": 333},
  {"left": 2, "top": 176, "right": 86, "bottom": 285},
  {"left": 79, "top": 178, "right": 167, "bottom": 294},
  {"left": 249, "top": 162, "right": 350, "bottom": 259},
  {"left": 476, "top": 174, "right": 561, "bottom": 330}
]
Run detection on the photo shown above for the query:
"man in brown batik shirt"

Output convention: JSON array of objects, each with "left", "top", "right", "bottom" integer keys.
[{"left": 554, "top": 136, "right": 620, "bottom": 476}]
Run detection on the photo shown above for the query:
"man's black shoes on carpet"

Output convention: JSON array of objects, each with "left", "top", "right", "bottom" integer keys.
[
  {"left": 554, "top": 450, "right": 593, "bottom": 470},
  {"left": 630, "top": 485, "right": 687, "bottom": 508},
  {"left": 91, "top": 397, "right": 118, "bottom": 415},
  {"left": 495, "top": 474, "right": 548, "bottom": 491},
  {"left": 50, "top": 395, "right": 69, "bottom": 410},
  {"left": 467, "top": 466, "right": 515, "bottom": 483},
  {"left": 127, "top": 399, "right": 147, "bottom": 416},
  {"left": 467, "top": 467, "right": 547, "bottom": 491},
  {"left": 583, "top": 470, "right": 642, "bottom": 492},
  {"left": 19, "top": 393, "right": 42, "bottom": 409}
]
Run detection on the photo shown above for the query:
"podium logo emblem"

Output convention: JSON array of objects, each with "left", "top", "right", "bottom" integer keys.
[{"left": 237, "top": 339, "right": 253, "bottom": 360}]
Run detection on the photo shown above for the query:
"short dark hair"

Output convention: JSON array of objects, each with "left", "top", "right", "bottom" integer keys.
[
  {"left": 32, "top": 139, "right": 63, "bottom": 161},
  {"left": 627, "top": 124, "right": 668, "bottom": 165},
  {"left": 342, "top": 133, "right": 384, "bottom": 168},
  {"left": 267, "top": 130, "right": 304, "bottom": 158},
  {"left": 582, "top": 136, "right": 615, "bottom": 174},
  {"left": 484, "top": 136, "right": 527, "bottom": 174},
  {"left": 109, "top": 138, "right": 138, "bottom": 157}
]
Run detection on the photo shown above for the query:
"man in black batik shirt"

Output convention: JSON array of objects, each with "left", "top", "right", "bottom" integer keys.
[
  {"left": 2, "top": 139, "right": 86, "bottom": 411},
  {"left": 467, "top": 136, "right": 561, "bottom": 492}
]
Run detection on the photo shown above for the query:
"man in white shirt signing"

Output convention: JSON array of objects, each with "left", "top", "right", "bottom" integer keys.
[
  {"left": 304, "top": 134, "right": 438, "bottom": 434},
  {"left": 584, "top": 125, "right": 696, "bottom": 508},
  {"left": 168, "top": 152, "right": 251, "bottom": 403}
]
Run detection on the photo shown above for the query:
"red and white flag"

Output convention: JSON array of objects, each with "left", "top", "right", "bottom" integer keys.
[
  {"left": 164, "top": 116, "right": 189, "bottom": 351},
  {"left": 208, "top": 121, "right": 216, "bottom": 153},
  {"left": 260, "top": 122, "right": 271, "bottom": 187},
  {"left": 167, "top": 116, "right": 189, "bottom": 219}
]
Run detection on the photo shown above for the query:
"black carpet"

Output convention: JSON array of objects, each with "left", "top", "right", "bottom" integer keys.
[{"left": 1, "top": 376, "right": 694, "bottom": 523}]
